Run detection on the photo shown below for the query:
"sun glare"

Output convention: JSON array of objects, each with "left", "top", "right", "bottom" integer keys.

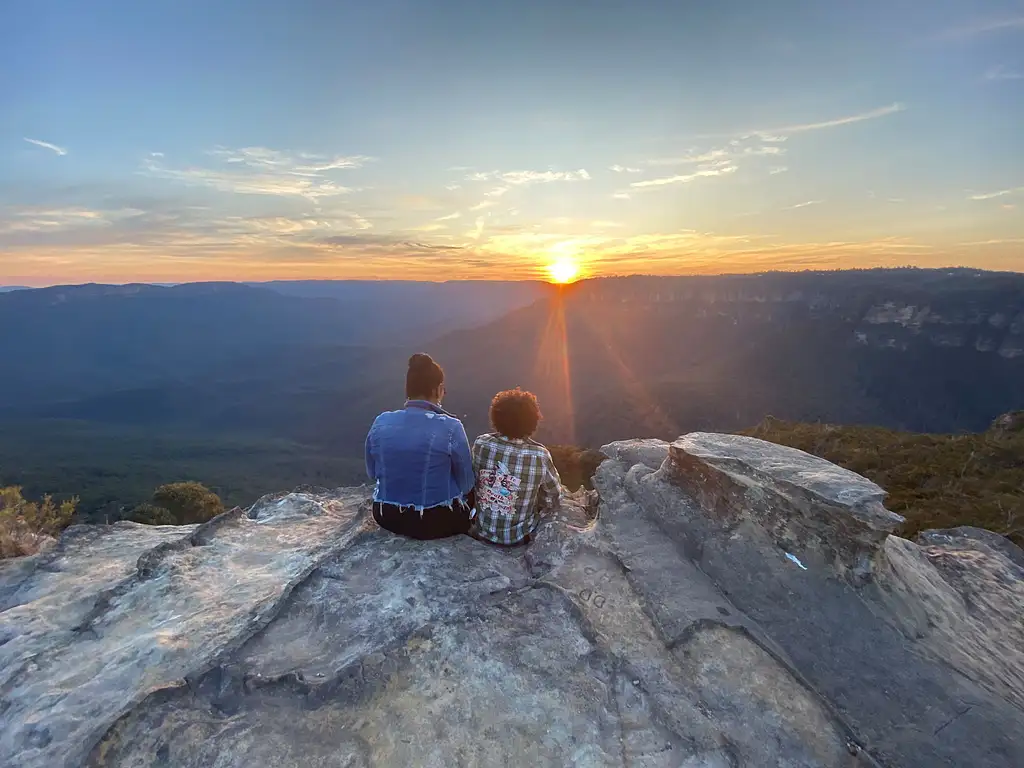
[{"left": 547, "top": 259, "right": 580, "bottom": 284}]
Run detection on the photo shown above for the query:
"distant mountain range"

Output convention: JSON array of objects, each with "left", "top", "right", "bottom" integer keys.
[
  {"left": 423, "top": 268, "right": 1024, "bottom": 444},
  {"left": 2, "top": 268, "right": 1022, "bottom": 517},
  {"left": 0, "top": 280, "right": 548, "bottom": 410}
]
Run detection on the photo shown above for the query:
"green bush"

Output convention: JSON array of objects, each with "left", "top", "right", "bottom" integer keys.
[
  {"left": 1, "top": 486, "right": 77, "bottom": 558},
  {"left": 129, "top": 503, "right": 178, "bottom": 526},
  {"left": 548, "top": 445, "right": 606, "bottom": 491},
  {"left": 143, "top": 482, "right": 224, "bottom": 525}
]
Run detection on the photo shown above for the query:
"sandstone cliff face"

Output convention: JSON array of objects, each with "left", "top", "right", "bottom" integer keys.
[
  {"left": 572, "top": 271, "right": 1024, "bottom": 358},
  {"left": 856, "top": 303, "right": 1024, "bottom": 357},
  {"left": 2, "top": 435, "right": 1022, "bottom": 767}
]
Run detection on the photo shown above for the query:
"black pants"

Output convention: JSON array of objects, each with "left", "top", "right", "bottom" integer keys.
[{"left": 373, "top": 490, "right": 474, "bottom": 541}]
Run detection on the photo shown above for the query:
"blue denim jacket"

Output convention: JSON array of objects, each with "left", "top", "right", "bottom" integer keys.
[{"left": 365, "top": 400, "right": 476, "bottom": 510}]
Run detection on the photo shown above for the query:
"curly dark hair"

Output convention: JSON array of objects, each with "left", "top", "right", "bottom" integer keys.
[{"left": 489, "top": 388, "right": 542, "bottom": 439}]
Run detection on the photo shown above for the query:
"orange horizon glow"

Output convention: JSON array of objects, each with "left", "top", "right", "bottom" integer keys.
[{"left": 3, "top": 236, "right": 1023, "bottom": 288}]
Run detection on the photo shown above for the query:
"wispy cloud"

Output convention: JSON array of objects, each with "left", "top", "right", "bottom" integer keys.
[
  {"left": 142, "top": 147, "right": 370, "bottom": 200},
  {"left": 624, "top": 105, "right": 898, "bottom": 192},
  {"left": 646, "top": 148, "right": 732, "bottom": 167},
  {"left": 466, "top": 169, "right": 591, "bottom": 185},
  {"left": 207, "top": 146, "right": 371, "bottom": 175},
  {"left": 435, "top": 211, "right": 461, "bottom": 221},
  {"left": 764, "top": 103, "right": 905, "bottom": 135},
  {"left": 609, "top": 165, "right": 643, "bottom": 173},
  {"left": 630, "top": 165, "right": 737, "bottom": 189},
  {"left": 24, "top": 137, "right": 67, "bottom": 156},
  {"left": 783, "top": 200, "right": 824, "bottom": 210},
  {"left": 984, "top": 64, "right": 1024, "bottom": 81},
  {"left": 468, "top": 200, "right": 497, "bottom": 211},
  {"left": 961, "top": 238, "right": 1024, "bottom": 246},
  {"left": 683, "top": 103, "right": 905, "bottom": 143},
  {"left": 935, "top": 16, "right": 1024, "bottom": 41},
  {"left": 0, "top": 206, "right": 145, "bottom": 236},
  {"left": 969, "top": 186, "right": 1024, "bottom": 200}
]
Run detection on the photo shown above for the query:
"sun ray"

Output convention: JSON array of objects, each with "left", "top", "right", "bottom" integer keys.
[{"left": 532, "top": 291, "right": 576, "bottom": 444}]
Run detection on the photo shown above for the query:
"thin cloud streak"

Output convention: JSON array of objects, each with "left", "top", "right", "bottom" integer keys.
[
  {"left": 985, "top": 64, "right": 1024, "bottom": 81},
  {"left": 207, "top": 146, "right": 372, "bottom": 174},
  {"left": 935, "top": 16, "right": 1024, "bottom": 41},
  {"left": 630, "top": 165, "right": 737, "bottom": 188},
  {"left": 24, "top": 138, "right": 68, "bottom": 156},
  {"left": 766, "top": 103, "right": 906, "bottom": 135},
  {"left": 969, "top": 186, "right": 1024, "bottom": 200},
  {"left": 961, "top": 238, "right": 1024, "bottom": 245},
  {"left": 466, "top": 169, "right": 591, "bottom": 185}
]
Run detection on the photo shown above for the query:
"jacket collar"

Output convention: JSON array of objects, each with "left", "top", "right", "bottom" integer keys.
[{"left": 405, "top": 399, "right": 457, "bottom": 418}]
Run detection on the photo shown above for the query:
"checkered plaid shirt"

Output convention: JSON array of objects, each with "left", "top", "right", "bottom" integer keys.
[{"left": 471, "top": 433, "right": 561, "bottom": 545}]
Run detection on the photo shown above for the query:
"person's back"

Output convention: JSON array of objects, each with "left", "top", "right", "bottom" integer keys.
[
  {"left": 365, "top": 354, "right": 476, "bottom": 539},
  {"left": 472, "top": 388, "right": 561, "bottom": 546}
]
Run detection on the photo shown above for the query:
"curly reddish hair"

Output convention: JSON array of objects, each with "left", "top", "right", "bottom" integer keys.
[{"left": 489, "top": 388, "right": 542, "bottom": 439}]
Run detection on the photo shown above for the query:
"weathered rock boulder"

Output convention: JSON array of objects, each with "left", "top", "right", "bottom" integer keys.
[
  {"left": 669, "top": 433, "right": 904, "bottom": 584},
  {"left": 1, "top": 435, "right": 1022, "bottom": 767}
]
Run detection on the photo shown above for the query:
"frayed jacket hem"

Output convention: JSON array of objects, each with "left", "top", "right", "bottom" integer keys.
[{"left": 372, "top": 494, "right": 476, "bottom": 518}]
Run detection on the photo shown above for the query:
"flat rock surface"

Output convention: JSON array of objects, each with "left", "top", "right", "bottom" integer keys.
[{"left": 1, "top": 438, "right": 1022, "bottom": 767}]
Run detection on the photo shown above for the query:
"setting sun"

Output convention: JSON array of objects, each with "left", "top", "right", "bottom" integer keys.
[{"left": 547, "top": 259, "right": 581, "bottom": 284}]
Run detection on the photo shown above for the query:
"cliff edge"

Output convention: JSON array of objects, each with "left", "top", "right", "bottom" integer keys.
[{"left": 1, "top": 434, "right": 1022, "bottom": 767}]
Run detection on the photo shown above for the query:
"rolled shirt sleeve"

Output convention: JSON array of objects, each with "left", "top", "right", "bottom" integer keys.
[{"left": 540, "top": 451, "right": 562, "bottom": 512}]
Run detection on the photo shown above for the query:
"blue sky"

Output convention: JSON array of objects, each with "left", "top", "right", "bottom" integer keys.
[{"left": 1, "top": 0, "right": 1023, "bottom": 284}]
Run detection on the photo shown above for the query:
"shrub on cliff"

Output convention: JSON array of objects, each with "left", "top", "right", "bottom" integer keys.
[
  {"left": 743, "top": 416, "right": 1024, "bottom": 546},
  {"left": 128, "top": 502, "right": 178, "bottom": 525},
  {"left": 129, "top": 482, "right": 224, "bottom": 525},
  {"left": 548, "top": 445, "right": 606, "bottom": 491},
  {"left": 0, "top": 486, "right": 77, "bottom": 558}
]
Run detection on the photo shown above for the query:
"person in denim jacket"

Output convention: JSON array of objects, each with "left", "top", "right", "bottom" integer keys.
[{"left": 365, "top": 353, "right": 476, "bottom": 540}]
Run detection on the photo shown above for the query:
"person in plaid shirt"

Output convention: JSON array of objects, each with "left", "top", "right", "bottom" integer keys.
[{"left": 472, "top": 388, "right": 561, "bottom": 546}]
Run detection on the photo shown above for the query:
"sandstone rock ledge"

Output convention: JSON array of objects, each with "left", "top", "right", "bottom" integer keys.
[{"left": 1, "top": 435, "right": 1022, "bottom": 768}]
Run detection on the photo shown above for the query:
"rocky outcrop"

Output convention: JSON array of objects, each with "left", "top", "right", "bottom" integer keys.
[
  {"left": 2, "top": 435, "right": 1022, "bottom": 767},
  {"left": 668, "top": 433, "right": 904, "bottom": 585},
  {"left": 991, "top": 410, "right": 1024, "bottom": 435},
  {"left": 877, "top": 527, "right": 1024, "bottom": 713}
]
